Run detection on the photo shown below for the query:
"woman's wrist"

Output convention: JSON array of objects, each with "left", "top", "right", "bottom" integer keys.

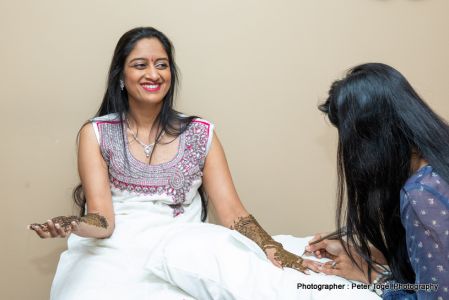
[{"left": 360, "top": 270, "right": 379, "bottom": 284}]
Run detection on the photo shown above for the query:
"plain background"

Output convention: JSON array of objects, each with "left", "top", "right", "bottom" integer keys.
[{"left": 1, "top": 0, "right": 448, "bottom": 299}]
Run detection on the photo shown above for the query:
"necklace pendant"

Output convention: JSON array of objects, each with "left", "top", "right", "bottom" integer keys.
[{"left": 144, "top": 145, "right": 153, "bottom": 158}]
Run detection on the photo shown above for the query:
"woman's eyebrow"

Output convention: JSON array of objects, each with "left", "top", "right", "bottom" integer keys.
[
  {"left": 128, "top": 57, "right": 148, "bottom": 63},
  {"left": 128, "top": 57, "right": 169, "bottom": 63}
]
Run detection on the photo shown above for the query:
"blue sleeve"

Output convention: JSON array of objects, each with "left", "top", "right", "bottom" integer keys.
[{"left": 401, "top": 183, "right": 449, "bottom": 299}]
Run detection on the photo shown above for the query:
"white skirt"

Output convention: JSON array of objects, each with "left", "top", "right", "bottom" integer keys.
[{"left": 50, "top": 199, "right": 380, "bottom": 300}]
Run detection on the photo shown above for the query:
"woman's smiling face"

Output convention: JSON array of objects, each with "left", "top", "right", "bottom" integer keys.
[{"left": 123, "top": 38, "right": 171, "bottom": 107}]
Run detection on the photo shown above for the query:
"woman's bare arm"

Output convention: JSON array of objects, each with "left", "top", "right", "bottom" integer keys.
[{"left": 29, "top": 123, "right": 115, "bottom": 239}]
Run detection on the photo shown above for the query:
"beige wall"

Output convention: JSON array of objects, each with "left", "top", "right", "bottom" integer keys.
[{"left": 1, "top": 0, "right": 448, "bottom": 299}]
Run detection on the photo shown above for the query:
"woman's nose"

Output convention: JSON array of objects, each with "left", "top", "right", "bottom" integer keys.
[{"left": 145, "top": 66, "right": 160, "bottom": 81}]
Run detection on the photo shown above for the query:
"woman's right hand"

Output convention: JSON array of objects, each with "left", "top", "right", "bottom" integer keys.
[
  {"left": 305, "top": 233, "right": 343, "bottom": 259},
  {"left": 28, "top": 216, "right": 80, "bottom": 239},
  {"left": 304, "top": 233, "right": 373, "bottom": 283}
]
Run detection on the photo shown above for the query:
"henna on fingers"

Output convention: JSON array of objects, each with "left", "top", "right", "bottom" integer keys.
[{"left": 29, "top": 216, "right": 80, "bottom": 232}]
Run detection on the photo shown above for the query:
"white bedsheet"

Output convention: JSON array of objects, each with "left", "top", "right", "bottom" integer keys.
[{"left": 145, "top": 223, "right": 380, "bottom": 300}]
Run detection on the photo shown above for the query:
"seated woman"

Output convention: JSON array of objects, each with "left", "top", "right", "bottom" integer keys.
[
  {"left": 28, "top": 26, "right": 312, "bottom": 300},
  {"left": 307, "top": 63, "right": 449, "bottom": 299}
]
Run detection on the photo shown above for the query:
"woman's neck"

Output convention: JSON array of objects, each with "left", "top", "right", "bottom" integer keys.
[
  {"left": 127, "top": 102, "right": 162, "bottom": 130},
  {"left": 410, "top": 155, "right": 428, "bottom": 173}
]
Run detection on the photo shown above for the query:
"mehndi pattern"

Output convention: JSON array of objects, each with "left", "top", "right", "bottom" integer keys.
[
  {"left": 30, "top": 213, "right": 108, "bottom": 232},
  {"left": 231, "top": 214, "right": 307, "bottom": 272}
]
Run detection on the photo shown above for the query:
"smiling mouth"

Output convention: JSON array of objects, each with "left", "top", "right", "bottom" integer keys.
[{"left": 141, "top": 84, "right": 161, "bottom": 92}]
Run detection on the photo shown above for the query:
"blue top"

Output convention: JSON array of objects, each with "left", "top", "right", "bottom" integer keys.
[{"left": 384, "top": 165, "right": 449, "bottom": 300}]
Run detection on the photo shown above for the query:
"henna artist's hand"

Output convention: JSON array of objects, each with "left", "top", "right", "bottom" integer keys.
[
  {"left": 304, "top": 236, "right": 372, "bottom": 283},
  {"left": 317, "top": 251, "right": 373, "bottom": 284},
  {"left": 28, "top": 216, "right": 80, "bottom": 239},
  {"left": 305, "top": 233, "right": 341, "bottom": 259}
]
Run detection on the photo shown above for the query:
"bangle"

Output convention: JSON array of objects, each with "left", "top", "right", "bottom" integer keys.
[
  {"left": 374, "top": 271, "right": 391, "bottom": 284},
  {"left": 369, "top": 269, "right": 392, "bottom": 296}
]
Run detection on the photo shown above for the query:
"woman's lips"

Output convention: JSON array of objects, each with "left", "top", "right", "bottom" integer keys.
[{"left": 141, "top": 84, "right": 161, "bottom": 92}]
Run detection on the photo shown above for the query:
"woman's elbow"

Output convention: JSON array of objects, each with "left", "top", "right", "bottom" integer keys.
[{"left": 100, "top": 222, "right": 115, "bottom": 238}]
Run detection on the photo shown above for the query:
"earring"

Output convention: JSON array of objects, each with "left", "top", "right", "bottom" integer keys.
[{"left": 120, "top": 80, "right": 125, "bottom": 91}]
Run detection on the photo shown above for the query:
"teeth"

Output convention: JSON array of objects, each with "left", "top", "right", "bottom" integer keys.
[{"left": 144, "top": 84, "right": 159, "bottom": 89}]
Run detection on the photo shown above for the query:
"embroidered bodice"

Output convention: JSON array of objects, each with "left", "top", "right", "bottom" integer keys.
[{"left": 91, "top": 113, "right": 214, "bottom": 217}]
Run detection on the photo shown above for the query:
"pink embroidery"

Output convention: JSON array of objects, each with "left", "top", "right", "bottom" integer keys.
[{"left": 94, "top": 117, "right": 211, "bottom": 217}]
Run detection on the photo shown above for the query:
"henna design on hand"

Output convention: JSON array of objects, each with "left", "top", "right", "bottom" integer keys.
[
  {"left": 30, "top": 216, "right": 80, "bottom": 232},
  {"left": 272, "top": 247, "right": 306, "bottom": 271},
  {"left": 29, "top": 213, "right": 108, "bottom": 232},
  {"left": 231, "top": 214, "right": 306, "bottom": 272}
]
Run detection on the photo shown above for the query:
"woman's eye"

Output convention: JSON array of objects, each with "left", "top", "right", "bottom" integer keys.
[
  {"left": 155, "top": 63, "right": 168, "bottom": 69},
  {"left": 133, "top": 64, "right": 146, "bottom": 69}
]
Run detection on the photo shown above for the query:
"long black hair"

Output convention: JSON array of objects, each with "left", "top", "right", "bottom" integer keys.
[
  {"left": 73, "top": 27, "right": 208, "bottom": 221},
  {"left": 319, "top": 63, "right": 449, "bottom": 283}
]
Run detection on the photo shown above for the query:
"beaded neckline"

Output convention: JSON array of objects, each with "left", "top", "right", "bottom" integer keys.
[{"left": 123, "top": 124, "right": 186, "bottom": 170}]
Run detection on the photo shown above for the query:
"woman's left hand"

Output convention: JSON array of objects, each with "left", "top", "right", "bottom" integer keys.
[
  {"left": 28, "top": 216, "right": 80, "bottom": 239},
  {"left": 265, "top": 246, "right": 318, "bottom": 274}
]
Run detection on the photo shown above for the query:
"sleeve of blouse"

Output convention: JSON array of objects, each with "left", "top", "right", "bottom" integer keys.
[{"left": 401, "top": 184, "right": 449, "bottom": 298}]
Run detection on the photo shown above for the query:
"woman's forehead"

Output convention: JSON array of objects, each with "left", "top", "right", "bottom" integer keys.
[{"left": 127, "top": 38, "right": 168, "bottom": 61}]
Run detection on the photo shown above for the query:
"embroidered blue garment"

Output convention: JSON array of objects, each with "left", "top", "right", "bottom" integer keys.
[{"left": 388, "top": 165, "right": 449, "bottom": 300}]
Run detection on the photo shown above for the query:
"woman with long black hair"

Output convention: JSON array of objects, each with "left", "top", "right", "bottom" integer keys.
[
  {"left": 307, "top": 63, "right": 449, "bottom": 299},
  {"left": 26, "top": 27, "right": 319, "bottom": 299}
]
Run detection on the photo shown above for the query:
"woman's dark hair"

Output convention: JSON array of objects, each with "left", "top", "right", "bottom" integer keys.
[
  {"left": 73, "top": 27, "right": 208, "bottom": 221},
  {"left": 319, "top": 63, "right": 449, "bottom": 283}
]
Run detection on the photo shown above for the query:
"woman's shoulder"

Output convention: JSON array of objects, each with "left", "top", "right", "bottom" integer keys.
[
  {"left": 405, "top": 165, "right": 440, "bottom": 186},
  {"left": 182, "top": 116, "right": 215, "bottom": 158},
  {"left": 176, "top": 113, "right": 214, "bottom": 131},
  {"left": 403, "top": 165, "right": 449, "bottom": 201},
  {"left": 90, "top": 113, "right": 121, "bottom": 124},
  {"left": 86, "top": 113, "right": 122, "bottom": 145},
  {"left": 188, "top": 117, "right": 215, "bottom": 137},
  {"left": 191, "top": 117, "right": 213, "bottom": 127}
]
